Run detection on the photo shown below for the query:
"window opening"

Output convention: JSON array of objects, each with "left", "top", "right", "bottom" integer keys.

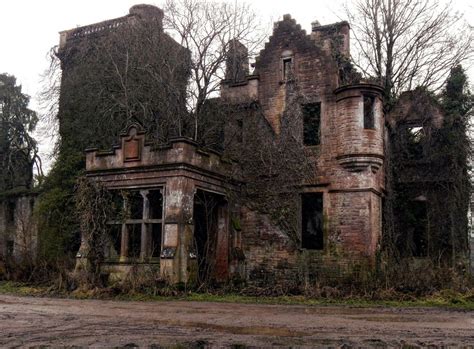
[
  {"left": 107, "top": 224, "right": 122, "bottom": 259},
  {"left": 406, "top": 126, "right": 425, "bottom": 159},
  {"left": 302, "top": 103, "right": 321, "bottom": 146},
  {"left": 150, "top": 224, "right": 162, "bottom": 258},
  {"left": 301, "top": 193, "right": 324, "bottom": 250},
  {"left": 127, "top": 224, "right": 142, "bottom": 258},
  {"left": 363, "top": 95, "right": 375, "bottom": 129},
  {"left": 147, "top": 190, "right": 163, "bottom": 219},
  {"left": 128, "top": 191, "right": 143, "bottom": 220},
  {"left": 106, "top": 188, "right": 163, "bottom": 261},
  {"left": 282, "top": 57, "right": 294, "bottom": 81}
]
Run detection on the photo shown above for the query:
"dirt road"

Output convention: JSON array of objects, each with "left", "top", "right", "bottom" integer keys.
[{"left": 0, "top": 294, "right": 473, "bottom": 348}]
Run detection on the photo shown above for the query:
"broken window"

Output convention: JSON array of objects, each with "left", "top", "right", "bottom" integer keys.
[
  {"left": 302, "top": 103, "right": 321, "bottom": 146},
  {"left": 363, "top": 95, "right": 375, "bottom": 129},
  {"left": 107, "top": 224, "right": 122, "bottom": 259},
  {"left": 405, "top": 126, "right": 425, "bottom": 159},
  {"left": 128, "top": 191, "right": 143, "bottom": 220},
  {"left": 282, "top": 57, "right": 294, "bottom": 81},
  {"left": 148, "top": 190, "right": 163, "bottom": 219},
  {"left": 106, "top": 188, "right": 163, "bottom": 261},
  {"left": 127, "top": 224, "right": 142, "bottom": 258},
  {"left": 301, "top": 193, "right": 324, "bottom": 250},
  {"left": 150, "top": 223, "right": 162, "bottom": 258}
]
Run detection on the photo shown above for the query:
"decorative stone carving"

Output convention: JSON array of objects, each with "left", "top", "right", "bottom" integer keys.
[{"left": 120, "top": 121, "right": 146, "bottom": 163}]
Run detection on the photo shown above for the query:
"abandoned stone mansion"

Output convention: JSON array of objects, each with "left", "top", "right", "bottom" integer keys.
[{"left": 1, "top": 4, "right": 472, "bottom": 283}]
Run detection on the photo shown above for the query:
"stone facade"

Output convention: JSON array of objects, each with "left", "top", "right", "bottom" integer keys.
[
  {"left": 69, "top": 8, "right": 386, "bottom": 284},
  {"left": 220, "top": 15, "right": 384, "bottom": 282},
  {"left": 56, "top": 5, "right": 471, "bottom": 285}
]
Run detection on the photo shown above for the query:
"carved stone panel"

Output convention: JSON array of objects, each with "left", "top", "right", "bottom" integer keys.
[{"left": 123, "top": 126, "right": 142, "bottom": 162}]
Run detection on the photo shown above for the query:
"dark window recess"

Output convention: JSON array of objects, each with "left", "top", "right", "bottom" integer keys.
[
  {"left": 128, "top": 191, "right": 143, "bottom": 220},
  {"left": 406, "top": 200, "right": 428, "bottom": 257},
  {"left": 107, "top": 224, "right": 122, "bottom": 258},
  {"left": 302, "top": 103, "right": 321, "bottom": 146},
  {"left": 282, "top": 57, "right": 293, "bottom": 80},
  {"left": 127, "top": 224, "right": 142, "bottom": 258},
  {"left": 363, "top": 95, "right": 375, "bottom": 129},
  {"left": 6, "top": 201, "right": 15, "bottom": 224},
  {"left": 150, "top": 224, "right": 162, "bottom": 258},
  {"left": 110, "top": 191, "right": 124, "bottom": 218},
  {"left": 147, "top": 190, "right": 163, "bottom": 219},
  {"left": 6, "top": 240, "right": 14, "bottom": 256},
  {"left": 301, "top": 193, "right": 324, "bottom": 250}
]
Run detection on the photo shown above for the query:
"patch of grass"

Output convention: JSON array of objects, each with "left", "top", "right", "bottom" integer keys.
[
  {"left": 0, "top": 281, "right": 50, "bottom": 296},
  {"left": 1, "top": 280, "right": 474, "bottom": 310}
]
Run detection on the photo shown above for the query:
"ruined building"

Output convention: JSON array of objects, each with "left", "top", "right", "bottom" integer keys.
[
  {"left": 3, "top": 4, "right": 468, "bottom": 283},
  {"left": 56, "top": 5, "right": 387, "bottom": 283}
]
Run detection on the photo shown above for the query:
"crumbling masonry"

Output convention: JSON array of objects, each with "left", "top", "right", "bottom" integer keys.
[{"left": 1, "top": 4, "right": 470, "bottom": 283}]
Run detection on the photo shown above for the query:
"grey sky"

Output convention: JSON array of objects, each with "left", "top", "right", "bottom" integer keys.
[{"left": 0, "top": 0, "right": 472, "bottom": 172}]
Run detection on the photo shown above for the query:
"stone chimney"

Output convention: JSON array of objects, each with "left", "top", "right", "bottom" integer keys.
[{"left": 225, "top": 39, "right": 249, "bottom": 83}]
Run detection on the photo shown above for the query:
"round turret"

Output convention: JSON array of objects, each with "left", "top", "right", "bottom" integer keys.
[{"left": 333, "top": 83, "right": 384, "bottom": 173}]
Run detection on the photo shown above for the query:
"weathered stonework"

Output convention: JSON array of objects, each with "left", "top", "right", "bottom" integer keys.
[
  {"left": 0, "top": 194, "right": 38, "bottom": 264},
  {"left": 66, "top": 8, "right": 387, "bottom": 284}
]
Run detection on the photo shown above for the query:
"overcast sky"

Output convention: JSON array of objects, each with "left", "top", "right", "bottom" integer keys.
[{"left": 0, "top": 0, "right": 473, "bottom": 171}]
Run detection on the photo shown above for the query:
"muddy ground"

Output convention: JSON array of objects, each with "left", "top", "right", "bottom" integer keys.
[{"left": 0, "top": 294, "right": 473, "bottom": 348}]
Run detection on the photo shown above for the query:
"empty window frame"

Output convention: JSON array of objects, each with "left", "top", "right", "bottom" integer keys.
[
  {"left": 149, "top": 223, "right": 163, "bottom": 258},
  {"left": 127, "top": 224, "right": 142, "bottom": 258},
  {"left": 405, "top": 125, "right": 425, "bottom": 159},
  {"left": 363, "top": 95, "right": 376, "bottom": 129},
  {"left": 127, "top": 191, "right": 143, "bottom": 220},
  {"left": 106, "top": 189, "right": 163, "bottom": 261},
  {"left": 302, "top": 103, "right": 321, "bottom": 146},
  {"left": 282, "top": 57, "right": 294, "bottom": 81},
  {"left": 301, "top": 193, "right": 324, "bottom": 250}
]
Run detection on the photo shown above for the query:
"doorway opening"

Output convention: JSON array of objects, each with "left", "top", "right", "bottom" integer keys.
[{"left": 193, "top": 190, "right": 228, "bottom": 283}]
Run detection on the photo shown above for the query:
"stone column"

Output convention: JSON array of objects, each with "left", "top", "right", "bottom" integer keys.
[
  {"left": 120, "top": 198, "right": 129, "bottom": 262},
  {"left": 140, "top": 190, "right": 150, "bottom": 261},
  {"left": 160, "top": 177, "right": 195, "bottom": 283}
]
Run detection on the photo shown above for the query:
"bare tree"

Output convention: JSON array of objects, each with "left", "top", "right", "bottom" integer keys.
[
  {"left": 346, "top": 0, "right": 473, "bottom": 106},
  {"left": 163, "top": 0, "right": 267, "bottom": 139}
]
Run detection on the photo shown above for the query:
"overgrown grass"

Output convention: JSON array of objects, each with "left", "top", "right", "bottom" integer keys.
[{"left": 1, "top": 281, "right": 474, "bottom": 310}]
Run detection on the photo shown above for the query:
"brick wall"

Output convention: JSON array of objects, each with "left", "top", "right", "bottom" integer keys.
[{"left": 230, "top": 15, "right": 384, "bottom": 284}]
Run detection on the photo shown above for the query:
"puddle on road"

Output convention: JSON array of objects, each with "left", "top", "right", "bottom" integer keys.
[{"left": 163, "top": 320, "right": 309, "bottom": 337}]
